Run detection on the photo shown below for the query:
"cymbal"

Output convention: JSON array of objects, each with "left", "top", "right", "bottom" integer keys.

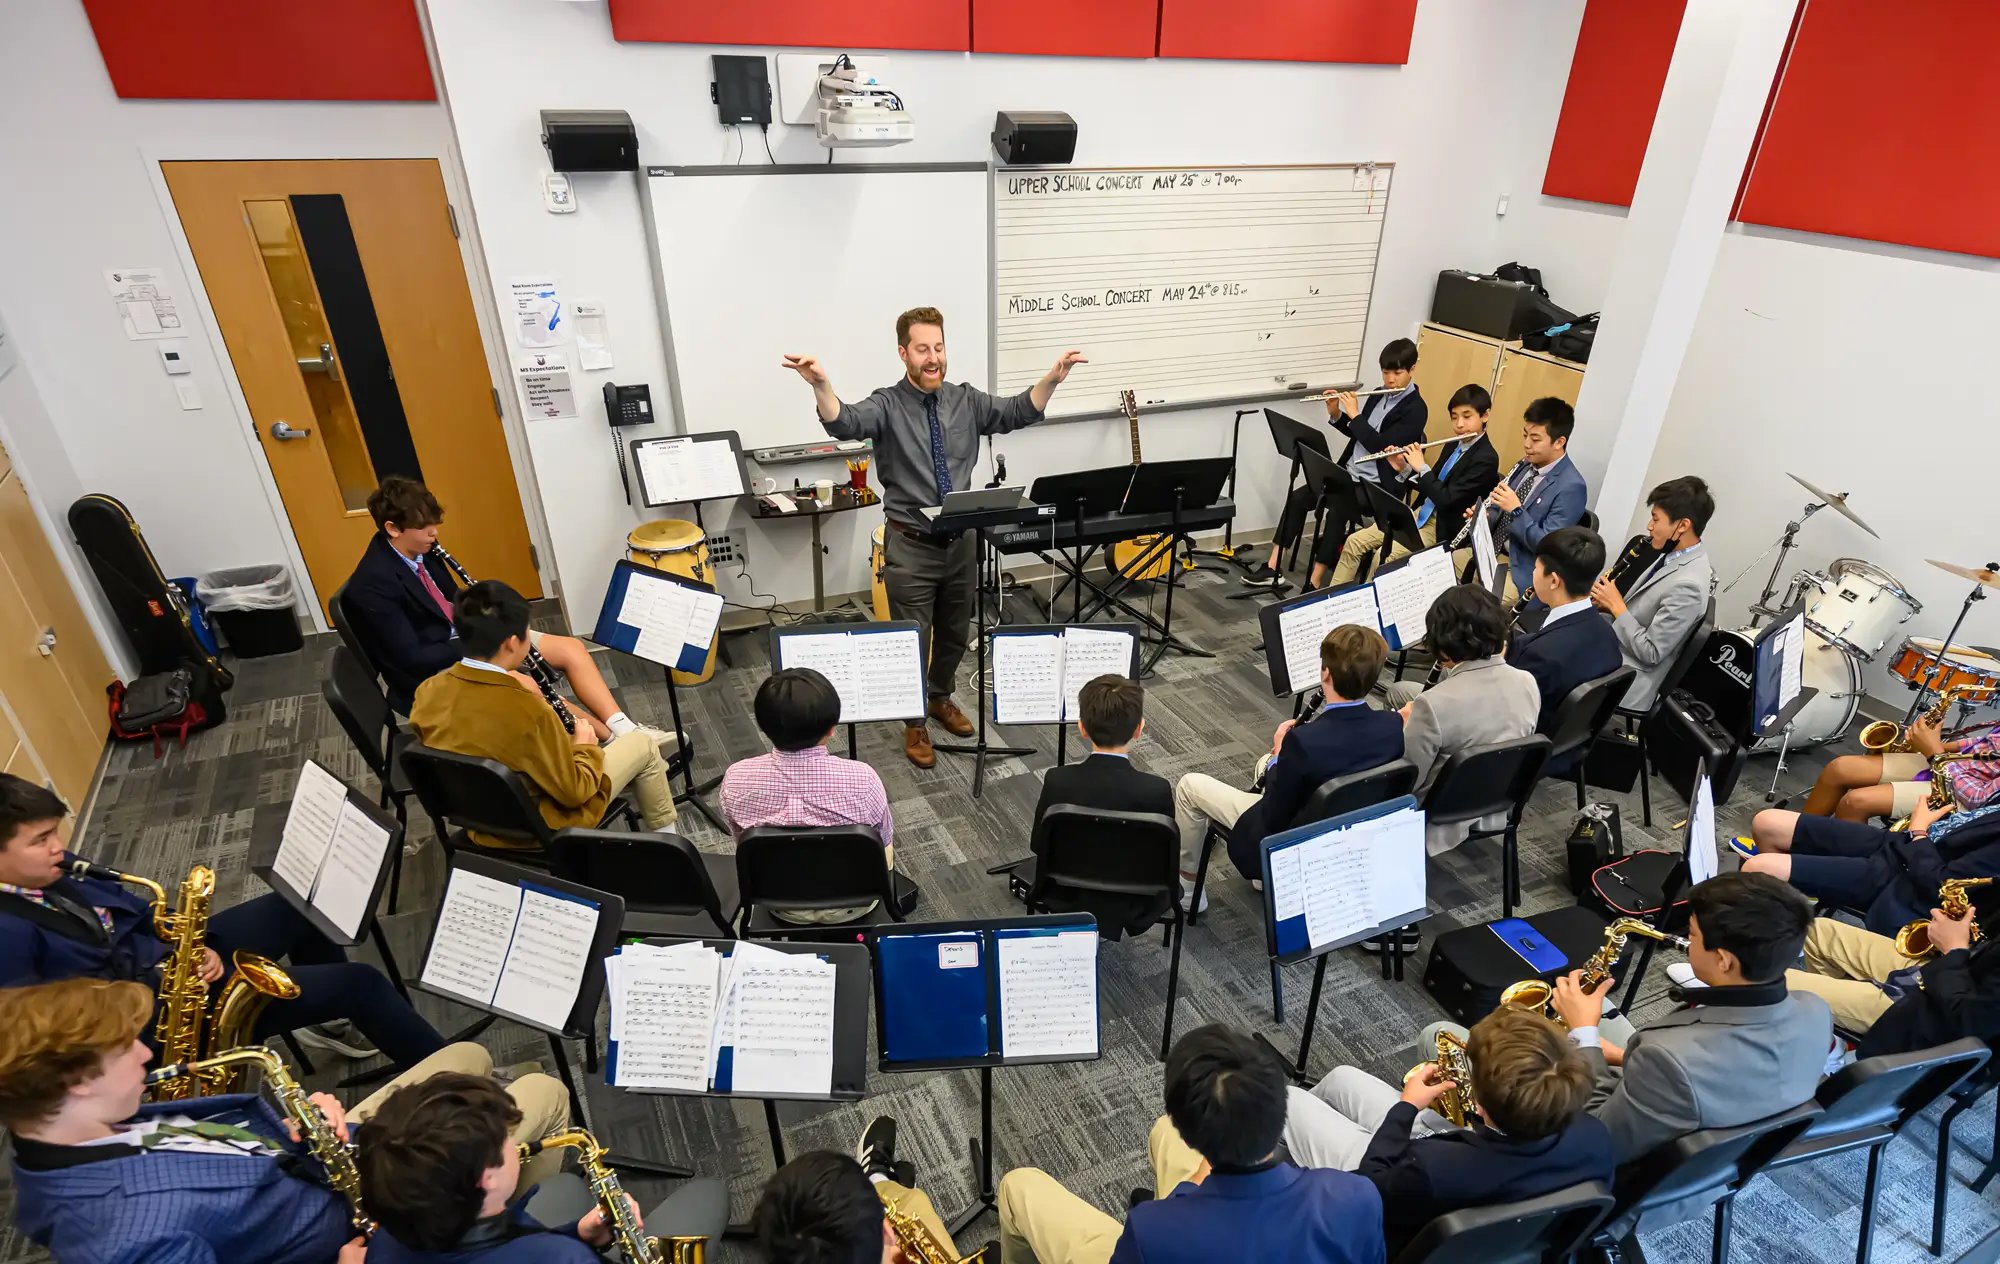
[
  {"left": 1788, "top": 473, "right": 1879, "bottom": 538},
  {"left": 1927, "top": 559, "right": 2000, "bottom": 589}
]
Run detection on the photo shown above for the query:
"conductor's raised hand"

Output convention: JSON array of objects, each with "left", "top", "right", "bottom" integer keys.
[
  {"left": 1048, "top": 350, "right": 1087, "bottom": 383},
  {"left": 781, "top": 354, "right": 828, "bottom": 386}
]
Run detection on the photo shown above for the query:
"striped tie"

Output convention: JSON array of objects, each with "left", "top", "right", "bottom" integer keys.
[{"left": 924, "top": 395, "right": 952, "bottom": 503}]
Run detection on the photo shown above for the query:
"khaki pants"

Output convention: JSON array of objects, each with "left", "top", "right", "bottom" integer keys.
[
  {"left": 1172, "top": 755, "right": 1269, "bottom": 872},
  {"left": 1329, "top": 519, "right": 1441, "bottom": 588},
  {"left": 877, "top": 1178, "right": 957, "bottom": 1256},
  {"left": 602, "top": 728, "right": 676, "bottom": 830},
  {"left": 997, "top": 1115, "right": 1205, "bottom": 1264},
  {"left": 349, "top": 1042, "right": 572, "bottom": 1195},
  {"left": 1878, "top": 753, "right": 1932, "bottom": 818},
  {"left": 1785, "top": 917, "right": 1910, "bottom": 1032}
]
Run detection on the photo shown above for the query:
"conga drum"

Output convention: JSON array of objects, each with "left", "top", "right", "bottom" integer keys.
[
  {"left": 870, "top": 524, "right": 891, "bottom": 621},
  {"left": 626, "top": 519, "right": 719, "bottom": 684}
]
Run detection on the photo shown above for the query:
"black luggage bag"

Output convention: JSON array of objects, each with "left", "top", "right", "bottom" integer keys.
[{"left": 1422, "top": 904, "right": 1612, "bottom": 1027}]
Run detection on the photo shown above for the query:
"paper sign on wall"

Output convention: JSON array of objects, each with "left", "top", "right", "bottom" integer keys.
[
  {"left": 104, "top": 267, "right": 184, "bottom": 340},
  {"left": 573, "top": 302, "right": 613, "bottom": 370},
  {"left": 516, "top": 350, "right": 577, "bottom": 420},
  {"left": 510, "top": 277, "right": 564, "bottom": 348}
]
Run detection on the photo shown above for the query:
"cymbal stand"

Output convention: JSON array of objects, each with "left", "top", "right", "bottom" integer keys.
[
  {"left": 1735, "top": 499, "right": 1826, "bottom": 627},
  {"left": 1899, "top": 572, "right": 1992, "bottom": 726}
]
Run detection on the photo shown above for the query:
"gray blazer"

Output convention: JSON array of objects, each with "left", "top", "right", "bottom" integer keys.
[
  {"left": 1612, "top": 543, "right": 1713, "bottom": 711},
  {"left": 1402, "top": 655, "right": 1540, "bottom": 853}
]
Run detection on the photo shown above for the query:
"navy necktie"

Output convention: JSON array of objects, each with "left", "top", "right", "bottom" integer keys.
[{"left": 924, "top": 395, "right": 952, "bottom": 502}]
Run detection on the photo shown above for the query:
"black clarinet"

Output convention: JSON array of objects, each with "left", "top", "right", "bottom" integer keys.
[
  {"left": 1447, "top": 458, "right": 1532, "bottom": 550},
  {"left": 430, "top": 543, "right": 575, "bottom": 735},
  {"left": 1605, "top": 533, "right": 1666, "bottom": 596}
]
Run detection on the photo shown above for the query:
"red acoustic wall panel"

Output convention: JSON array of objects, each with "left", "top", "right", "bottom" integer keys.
[
  {"left": 972, "top": 0, "right": 1157, "bottom": 58},
  {"left": 1156, "top": 0, "right": 1419, "bottom": 64},
  {"left": 1541, "top": 0, "right": 1687, "bottom": 206},
  {"left": 1737, "top": 0, "right": 2000, "bottom": 258},
  {"left": 609, "top": 1, "right": 969, "bottom": 52},
  {"left": 80, "top": 0, "right": 434, "bottom": 101}
]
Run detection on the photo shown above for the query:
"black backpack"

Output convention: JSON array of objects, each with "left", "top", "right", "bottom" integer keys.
[
  {"left": 1493, "top": 261, "right": 1548, "bottom": 297},
  {"left": 106, "top": 663, "right": 225, "bottom": 757}
]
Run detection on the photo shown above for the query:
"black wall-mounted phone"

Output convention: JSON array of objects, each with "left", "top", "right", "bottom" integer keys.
[{"left": 604, "top": 382, "right": 653, "bottom": 427}]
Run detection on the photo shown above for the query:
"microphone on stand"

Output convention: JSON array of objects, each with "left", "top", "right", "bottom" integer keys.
[{"left": 987, "top": 451, "right": 1008, "bottom": 489}]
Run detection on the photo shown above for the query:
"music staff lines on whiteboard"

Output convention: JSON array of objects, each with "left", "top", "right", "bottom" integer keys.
[
  {"left": 995, "top": 296, "right": 1369, "bottom": 337},
  {"left": 1000, "top": 241, "right": 1380, "bottom": 265}
]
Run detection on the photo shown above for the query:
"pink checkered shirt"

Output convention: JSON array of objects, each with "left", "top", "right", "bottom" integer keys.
[
  {"left": 720, "top": 746, "right": 894, "bottom": 849},
  {"left": 1946, "top": 729, "right": 2000, "bottom": 809}
]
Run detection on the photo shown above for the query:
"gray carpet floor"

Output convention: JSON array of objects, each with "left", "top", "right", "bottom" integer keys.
[{"left": 3, "top": 567, "right": 1995, "bottom": 1263}]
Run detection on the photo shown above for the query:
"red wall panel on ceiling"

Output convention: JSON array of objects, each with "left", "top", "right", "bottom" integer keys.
[
  {"left": 609, "top": 1, "right": 969, "bottom": 52},
  {"left": 972, "top": 0, "right": 1157, "bottom": 58},
  {"left": 1541, "top": 0, "right": 1687, "bottom": 206},
  {"left": 1737, "top": 0, "right": 2000, "bottom": 258},
  {"left": 80, "top": 0, "right": 434, "bottom": 101},
  {"left": 1156, "top": 0, "right": 1419, "bottom": 64}
]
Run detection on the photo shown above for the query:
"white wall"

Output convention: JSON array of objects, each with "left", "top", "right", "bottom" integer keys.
[{"left": 426, "top": 0, "right": 1593, "bottom": 620}]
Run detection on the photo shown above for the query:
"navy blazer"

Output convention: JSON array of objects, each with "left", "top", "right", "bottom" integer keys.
[
  {"left": 1358, "top": 1104, "right": 1616, "bottom": 1258},
  {"left": 344, "top": 533, "right": 463, "bottom": 714},
  {"left": 1394, "top": 434, "right": 1500, "bottom": 531},
  {"left": 1032, "top": 753, "right": 1177, "bottom": 940},
  {"left": 1111, "top": 1162, "right": 1384, "bottom": 1264},
  {"left": 1507, "top": 607, "right": 1625, "bottom": 739},
  {"left": 366, "top": 1201, "right": 596, "bottom": 1264},
  {"left": 1497, "top": 457, "right": 1589, "bottom": 596},
  {"left": 0, "top": 865, "right": 166, "bottom": 988},
  {"left": 11, "top": 1094, "right": 352, "bottom": 1264},
  {"left": 1864, "top": 809, "right": 2000, "bottom": 936},
  {"left": 1859, "top": 936, "right": 2000, "bottom": 1060},
  {"left": 1333, "top": 388, "right": 1428, "bottom": 468},
  {"left": 1229, "top": 702, "right": 1405, "bottom": 876}
]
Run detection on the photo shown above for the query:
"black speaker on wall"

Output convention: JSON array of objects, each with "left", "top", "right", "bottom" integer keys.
[
  {"left": 541, "top": 109, "right": 638, "bottom": 173},
  {"left": 993, "top": 111, "right": 1077, "bottom": 165}
]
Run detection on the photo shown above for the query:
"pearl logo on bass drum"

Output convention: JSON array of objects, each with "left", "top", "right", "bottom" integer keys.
[{"left": 1709, "top": 640, "right": 1751, "bottom": 688}]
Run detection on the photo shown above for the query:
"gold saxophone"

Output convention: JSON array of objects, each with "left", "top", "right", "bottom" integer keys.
[
  {"left": 1402, "top": 1027, "right": 1477, "bottom": 1128},
  {"left": 881, "top": 1193, "right": 987, "bottom": 1264},
  {"left": 1894, "top": 877, "right": 1995, "bottom": 960},
  {"left": 146, "top": 1046, "right": 372, "bottom": 1235},
  {"left": 1499, "top": 917, "right": 1689, "bottom": 1027},
  {"left": 64, "top": 858, "right": 299, "bottom": 1098},
  {"left": 522, "top": 1130, "right": 706, "bottom": 1264},
  {"left": 1861, "top": 683, "right": 1997, "bottom": 753}
]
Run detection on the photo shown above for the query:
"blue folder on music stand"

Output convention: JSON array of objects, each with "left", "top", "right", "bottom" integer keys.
[{"left": 591, "top": 558, "right": 720, "bottom": 675}]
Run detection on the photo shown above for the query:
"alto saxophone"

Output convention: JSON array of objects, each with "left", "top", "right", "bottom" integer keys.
[
  {"left": 881, "top": 1193, "right": 987, "bottom": 1264},
  {"left": 523, "top": 1130, "right": 706, "bottom": 1264},
  {"left": 1499, "top": 917, "right": 1689, "bottom": 1028},
  {"left": 1894, "top": 877, "right": 1995, "bottom": 960},
  {"left": 146, "top": 1046, "right": 372, "bottom": 1235},
  {"left": 1402, "top": 1027, "right": 1477, "bottom": 1128},
  {"left": 64, "top": 858, "right": 299, "bottom": 1098},
  {"left": 430, "top": 543, "right": 577, "bottom": 735},
  {"left": 1862, "top": 682, "right": 1998, "bottom": 753}
]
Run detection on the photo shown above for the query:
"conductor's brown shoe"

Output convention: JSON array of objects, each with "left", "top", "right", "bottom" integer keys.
[
  {"left": 904, "top": 725, "right": 936, "bottom": 768},
  {"left": 928, "top": 696, "right": 975, "bottom": 737}
]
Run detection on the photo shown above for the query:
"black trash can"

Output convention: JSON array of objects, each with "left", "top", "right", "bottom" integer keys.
[{"left": 196, "top": 565, "right": 305, "bottom": 659}]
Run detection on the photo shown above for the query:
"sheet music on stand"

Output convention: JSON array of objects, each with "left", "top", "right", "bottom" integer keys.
[
  {"left": 773, "top": 622, "right": 926, "bottom": 724},
  {"left": 417, "top": 863, "right": 608, "bottom": 1034},
  {"left": 267, "top": 761, "right": 395, "bottom": 939},
  {"left": 1471, "top": 507, "right": 1500, "bottom": 593},
  {"left": 870, "top": 915, "right": 1100, "bottom": 1069},
  {"left": 1370, "top": 547, "right": 1459, "bottom": 650},
  {"left": 1687, "top": 772, "right": 1718, "bottom": 885},
  {"left": 1264, "top": 799, "right": 1427, "bottom": 960},
  {"left": 1274, "top": 585, "right": 1382, "bottom": 696},
  {"left": 591, "top": 560, "right": 724, "bottom": 675},
  {"left": 989, "top": 625, "right": 1141, "bottom": 725},
  {"left": 630, "top": 431, "right": 747, "bottom": 508},
  {"left": 605, "top": 939, "right": 837, "bottom": 1097}
]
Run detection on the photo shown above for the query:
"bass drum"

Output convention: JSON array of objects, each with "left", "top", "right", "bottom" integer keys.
[
  {"left": 1753, "top": 633, "right": 1863, "bottom": 752},
  {"left": 626, "top": 519, "right": 719, "bottom": 685},
  {"left": 870, "top": 525, "right": 891, "bottom": 621}
]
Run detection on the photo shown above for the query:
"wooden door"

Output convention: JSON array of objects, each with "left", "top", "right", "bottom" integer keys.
[
  {"left": 1412, "top": 323, "right": 1503, "bottom": 446},
  {"left": 163, "top": 160, "right": 539, "bottom": 617},
  {"left": 1490, "top": 347, "right": 1587, "bottom": 473}
]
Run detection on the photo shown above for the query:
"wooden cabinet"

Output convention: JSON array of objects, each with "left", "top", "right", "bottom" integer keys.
[
  {"left": 0, "top": 441, "right": 112, "bottom": 805},
  {"left": 1412, "top": 322, "right": 1585, "bottom": 473}
]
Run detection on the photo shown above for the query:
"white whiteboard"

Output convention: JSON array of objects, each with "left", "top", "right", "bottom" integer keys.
[
  {"left": 642, "top": 166, "right": 989, "bottom": 453},
  {"left": 992, "top": 164, "right": 1393, "bottom": 418}
]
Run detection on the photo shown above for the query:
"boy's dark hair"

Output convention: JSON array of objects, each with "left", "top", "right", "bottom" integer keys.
[
  {"left": 752, "top": 1151, "right": 884, "bottom": 1264},
  {"left": 1687, "top": 872, "right": 1813, "bottom": 982},
  {"left": 1379, "top": 338, "right": 1419, "bottom": 373},
  {"left": 754, "top": 669, "right": 843, "bottom": 752},
  {"left": 451, "top": 580, "right": 531, "bottom": 659},
  {"left": 1426, "top": 585, "right": 1508, "bottom": 664},
  {"left": 1077, "top": 675, "right": 1144, "bottom": 748},
  {"left": 896, "top": 307, "right": 944, "bottom": 346},
  {"left": 0, "top": 774, "right": 67, "bottom": 850},
  {"left": 366, "top": 476, "right": 444, "bottom": 533},
  {"left": 1467, "top": 1008, "right": 1594, "bottom": 1139},
  {"left": 355, "top": 1073, "right": 521, "bottom": 1251},
  {"left": 1648, "top": 475, "right": 1715, "bottom": 537},
  {"left": 1320, "top": 625, "right": 1389, "bottom": 700},
  {"left": 1162, "top": 1024, "right": 1288, "bottom": 1168},
  {"left": 1523, "top": 397, "right": 1576, "bottom": 445},
  {"left": 1447, "top": 383, "right": 1492, "bottom": 416},
  {"left": 1534, "top": 526, "right": 1607, "bottom": 599}
]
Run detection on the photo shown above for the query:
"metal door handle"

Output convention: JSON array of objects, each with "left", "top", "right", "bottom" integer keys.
[
  {"left": 296, "top": 342, "right": 340, "bottom": 383},
  {"left": 269, "top": 421, "right": 312, "bottom": 441},
  {"left": 36, "top": 628, "right": 55, "bottom": 657}
]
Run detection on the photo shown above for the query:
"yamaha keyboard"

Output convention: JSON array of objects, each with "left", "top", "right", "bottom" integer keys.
[{"left": 991, "top": 498, "right": 1236, "bottom": 554}]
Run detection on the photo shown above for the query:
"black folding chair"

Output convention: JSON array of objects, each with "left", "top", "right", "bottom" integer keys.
[
  {"left": 1932, "top": 1044, "right": 2000, "bottom": 1255},
  {"left": 547, "top": 830, "right": 739, "bottom": 939},
  {"left": 397, "top": 742, "right": 639, "bottom": 867},
  {"left": 1421, "top": 735, "right": 1551, "bottom": 918},
  {"left": 1390, "top": 1179, "right": 1614, "bottom": 1264},
  {"left": 1751, "top": 1038, "right": 1990, "bottom": 1264},
  {"left": 1605, "top": 597, "right": 1716, "bottom": 826},
  {"left": 320, "top": 645, "right": 415, "bottom": 912},
  {"left": 1541, "top": 666, "right": 1637, "bottom": 809},
  {"left": 1590, "top": 1100, "right": 1822, "bottom": 1260},
  {"left": 1013, "top": 805, "right": 1182, "bottom": 1060},
  {"left": 326, "top": 582, "right": 384, "bottom": 685},
  {"left": 735, "top": 825, "right": 914, "bottom": 940}
]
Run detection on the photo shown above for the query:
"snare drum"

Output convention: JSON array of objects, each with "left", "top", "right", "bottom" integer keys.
[
  {"left": 1888, "top": 637, "right": 2000, "bottom": 696},
  {"left": 1802, "top": 558, "right": 1922, "bottom": 661},
  {"left": 627, "top": 519, "right": 718, "bottom": 685}
]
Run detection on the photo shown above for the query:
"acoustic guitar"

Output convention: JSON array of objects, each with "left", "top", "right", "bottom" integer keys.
[{"left": 1107, "top": 389, "right": 1173, "bottom": 583}]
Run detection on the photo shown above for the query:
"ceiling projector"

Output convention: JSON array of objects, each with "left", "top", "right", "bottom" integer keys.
[{"left": 816, "top": 62, "right": 914, "bottom": 148}]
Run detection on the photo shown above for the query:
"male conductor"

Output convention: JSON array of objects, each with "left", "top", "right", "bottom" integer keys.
[{"left": 784, "top": 307, "right": 1084, "bottom": 768}]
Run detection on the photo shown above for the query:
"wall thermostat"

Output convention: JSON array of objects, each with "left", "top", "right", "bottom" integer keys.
[
  {"left": 157, "top": 340, "right": 192, "bottom": 375},
  {"left": 542, "top": 172, "right": 576, "bottom": 214}
]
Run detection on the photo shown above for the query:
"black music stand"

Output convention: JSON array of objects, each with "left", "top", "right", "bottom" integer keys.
[
  {"left": 1256, "top": 579, "right": 1379, "bottom": 698},
  {"left": 247, "top": 766, "right": 497, "bottom": 1089},
  {"left": 987, "top": 624, "right": 1143, "bottom": 766},
  {"left": 1747, "top": 598, "right": 1816, "bottom": 802},
  {"left": 1122, "top": 457, "right": 1232, "bottom": 673},
  {"left": 770, "top": 620, "right": 929, "bottom": 763},
  {"left": 1025, "top": 467, "right": 1140, "bottom": 623},
  {"left": 1186, "top": 408, "right": 1262, "bottom": 578},
  {"left": 1362, "top": 479, "right": 1425, "bottom": 560},
  {"left": 1230, "top": 410, "right": 1331, "bottom": 601},
  {"left": 1296, "top": 444, "right": 1365, "bottom": 578},
  {"left": 868, "top": 914, "right": 1101, "bottom": 1235}
]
